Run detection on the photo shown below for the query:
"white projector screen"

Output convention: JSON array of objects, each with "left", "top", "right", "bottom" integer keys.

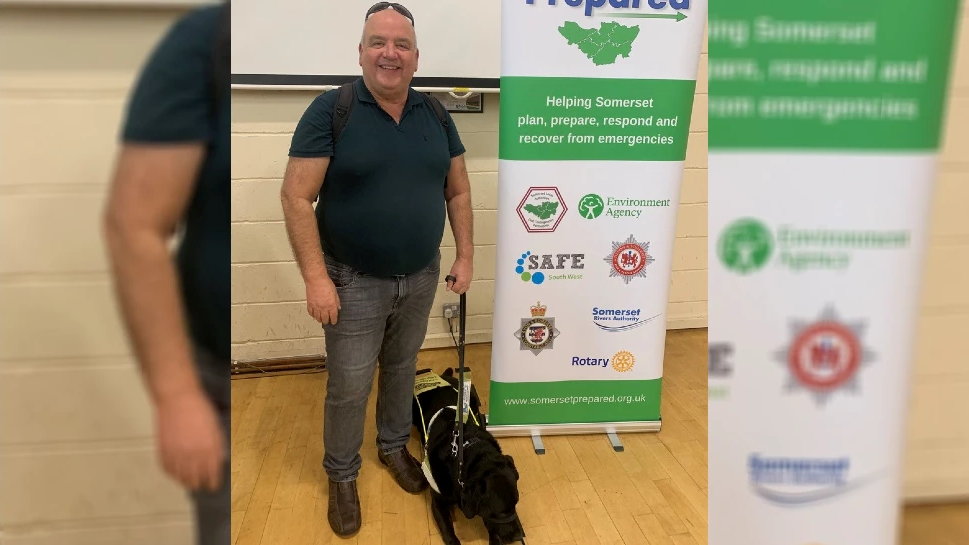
[{"left": 231, "top": 0, "right": 501, "bottom": 90}]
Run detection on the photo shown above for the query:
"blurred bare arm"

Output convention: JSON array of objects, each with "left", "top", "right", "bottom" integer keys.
[{"left": 103, "top": 144, "right": 203, "bottom": 403}]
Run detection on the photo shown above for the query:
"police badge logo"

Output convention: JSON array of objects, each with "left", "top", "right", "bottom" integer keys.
[{"left": 514, "top": 301, "right": 560, "bottom": 355}]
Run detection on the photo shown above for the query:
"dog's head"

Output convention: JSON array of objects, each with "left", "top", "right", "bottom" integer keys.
[{"left": 459, "top": 454, "right": 524, "bottom": 543}]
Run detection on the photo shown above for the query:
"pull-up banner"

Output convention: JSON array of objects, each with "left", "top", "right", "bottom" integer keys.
[
  {"left": 708, "top": 1, "right": 962, "bottom": 544},
  {"left": 486, "top": 0, "right": 707, "bottom": 430}
]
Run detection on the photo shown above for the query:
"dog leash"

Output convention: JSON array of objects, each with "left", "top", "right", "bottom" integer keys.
[
  {"left": 445, "top": 274, "right": 528, "bottom": 545},
  {"left": 445, "top": 274, "right": 470, "bottom": 489}
]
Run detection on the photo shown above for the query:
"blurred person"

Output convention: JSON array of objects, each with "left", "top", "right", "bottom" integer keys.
[
  {"left": 280, "top": 2, "right": 474, "bottom": 537},
  {"left": 103, "top": 3, "right": 230, "bottom": 544}
]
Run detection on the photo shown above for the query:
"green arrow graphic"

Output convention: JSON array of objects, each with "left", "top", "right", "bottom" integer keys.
[{"left": 599, "top": 12, "right": 688, "bottom": 22}]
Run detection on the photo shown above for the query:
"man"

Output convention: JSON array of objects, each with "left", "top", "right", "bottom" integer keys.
[
  {"left": 280, "top": 2, "right": 475, "bottom": 537},
  {"left": 103, "top": 4, "right": 230, "bottom": 544}
]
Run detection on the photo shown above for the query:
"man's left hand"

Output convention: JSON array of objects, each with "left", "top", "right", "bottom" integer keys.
[{"left": 446, "top": 257, "right": 473, "bottom": 294}]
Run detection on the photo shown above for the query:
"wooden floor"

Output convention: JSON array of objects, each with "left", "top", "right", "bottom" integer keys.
[
  {"left": 230, "top": 328, "right": 708, "bottom": 545},
  {"left": 900, "top": 502, "right": 969, "bottom": 544},
  {"left": 229, "top": 328, "right": 968, "bottom": 545}
]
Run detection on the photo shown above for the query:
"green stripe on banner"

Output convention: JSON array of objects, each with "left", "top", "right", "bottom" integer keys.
[
  {"left": 499, "top": 76, "right": 697, "bottom": 161},
  {"left": 707, "top": 0, "right": 961, "bottom": 151},
  {"left": 488, "top": 379, "right": 662, "bottom": 425}
]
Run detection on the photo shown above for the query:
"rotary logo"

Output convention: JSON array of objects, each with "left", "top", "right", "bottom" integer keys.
[
  {"left": 774, "top": 306, "right": 876, "bottom": 406},
  {"left": 611, "top": 350, "right": 635, "bottom": 373},
  {"left": 514, "top": 301, "right": 560, "bottom": 356},
  {"left": 604, "top": 234, "right": 654, "bottom": 284}
]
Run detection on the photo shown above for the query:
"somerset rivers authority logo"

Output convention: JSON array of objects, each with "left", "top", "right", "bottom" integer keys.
[
  {"left": 774, "top": 305, "right": 877, "bottom": 406},
  {"left": 748, "top": 453, "right": 881, "bottom": 506},
  {"left": 578, "top": 193, "right": 671, "bottom": 220},
  {"left": 592, "top": 306, "right": 660, "bottom": 332},
  {"left": 515, "top": 301, "right": 560, "bottom": 356},
  {"left": 718, "top": 217, "right": 910, "bottom": 275}
]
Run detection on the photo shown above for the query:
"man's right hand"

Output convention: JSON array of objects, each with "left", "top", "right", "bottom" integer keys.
[
  {"left": 306, "top": 277, "right": 341, "bottom": 324},
  {"left": 156, "top": 390, "right": 225, "bottom": 493}
]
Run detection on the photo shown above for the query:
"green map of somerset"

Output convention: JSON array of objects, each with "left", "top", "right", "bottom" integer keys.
[
  {"left": 558, "top": 21, "right": 641, "bottom": 66},
  {"left": 524, "top": 201, "right": 559, "bottom": 220}
]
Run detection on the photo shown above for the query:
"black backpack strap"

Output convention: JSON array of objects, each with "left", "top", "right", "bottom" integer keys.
[
  {"left": 332, "top": 82, "right": 356, "bottom": 144},
  {"left": 316, "top": 82, "right": 356, "bottom": 202},
  {"left": 421, "top": 93, "right": 451, "bottom": 188},
  {"left": 421, "top": 92, "right": 450, "bottom": 130},
  {"left": 210, "top": 2, "right": 230, "bottom": 121}
]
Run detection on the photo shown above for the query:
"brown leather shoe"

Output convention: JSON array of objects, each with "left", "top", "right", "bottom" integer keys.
[
  {"left": 377, "top": 447, "right": 428, "bottom": 494},
  {"left": 327, "top": 478, "right": 361, "bottom": 537}
]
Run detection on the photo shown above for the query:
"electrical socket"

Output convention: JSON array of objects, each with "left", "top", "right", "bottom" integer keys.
[{"left": 442, "top": 303, "right": 461, "bottom": 320}]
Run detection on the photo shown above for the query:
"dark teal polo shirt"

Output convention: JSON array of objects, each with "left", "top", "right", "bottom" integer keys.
[
  {"left": 289, "top": 77, "right": 466, "bottom": 277},
  {"left": 120, "top": 5, "right": 230, "bottom": 362}
]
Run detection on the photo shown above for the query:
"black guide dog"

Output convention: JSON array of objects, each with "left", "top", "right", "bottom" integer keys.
[{"left": 412, "top": 367, "right": 526, "bottom": 545}]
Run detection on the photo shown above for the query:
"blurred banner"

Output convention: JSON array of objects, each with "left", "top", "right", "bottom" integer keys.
[
  {"left": 708, "top": 1, "right": 962, "bottom": 544},
  {"left": 486, "top": 0, "right": 706, "bottom": 432}
]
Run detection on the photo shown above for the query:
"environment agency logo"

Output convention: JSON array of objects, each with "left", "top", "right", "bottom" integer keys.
[
  {"left": 578, "top": 194, "right": 605, "bottom": 219},
  {"left": 579, "top": 193, "right": 671, "bottom": 220},
  {"left": 773, "top": 306, "right": 877, "bottom": 406},
  {"left": 518, "top": 187, "right": 567, "bottom": 233},
  {"left": 718, "top": 217, "right": 910, "bottom": 275},
  {"left": 717, "top": 218, "right": 773, "bottom": 274}
]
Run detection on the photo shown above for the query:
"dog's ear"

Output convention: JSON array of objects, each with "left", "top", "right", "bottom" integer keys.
[
  {"left": 443, "top": 368, "right": 453, "bottom": 377},
  {"left": 505, "top": 455, "right": 520, "bottom": 480},
  {"left": 459, "top": 479, "right": 485, "bottom": 519}
]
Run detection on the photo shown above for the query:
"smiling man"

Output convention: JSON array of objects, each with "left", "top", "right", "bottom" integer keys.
[{"left": 279, "top": 2, "right": 475, "bottom": 537}]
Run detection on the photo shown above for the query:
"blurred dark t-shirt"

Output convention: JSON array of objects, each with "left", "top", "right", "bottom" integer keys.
[{"left": 120, "top": 5, "right": 230, "bottom": 363}]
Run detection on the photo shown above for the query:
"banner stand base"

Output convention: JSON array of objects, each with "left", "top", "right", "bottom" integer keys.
[
  {"left": 608, "top": 432, "right": 624, "bottom": 453},
  {"left": 483, "top": 415, "right": 661, "bottom": 455}
]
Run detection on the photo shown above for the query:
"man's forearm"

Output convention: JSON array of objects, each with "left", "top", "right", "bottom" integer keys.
[
  {"left": 105, "top": 225, "right": 201, "bottom": 405},
  {"left": 281, "top": 194, "right": 329, "bottom": 284},
  {"left": 446, "top": 192, "right": 475, "bottom": 260}
]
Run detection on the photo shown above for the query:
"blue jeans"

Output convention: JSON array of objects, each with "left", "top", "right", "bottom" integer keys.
[
  {"left": 190, "top": 345, "right": 230, "bottom": 545},
  {"left": 321, "top": 250, "right": 441, "bottom": 482}
]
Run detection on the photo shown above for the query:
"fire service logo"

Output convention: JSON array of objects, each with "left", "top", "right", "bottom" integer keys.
[
  {"left": 514, "top": 301, "right": 560, "bottom": 356},
  {"left": 604, "top": 234, "right": 654, "bottom": 284},
  {"left": 774, "top": 306, "right": 876, "bottom": 406}
]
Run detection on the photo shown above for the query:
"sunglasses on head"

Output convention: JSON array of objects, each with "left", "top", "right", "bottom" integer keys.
[{"left": 366, "top": 2, "right": 415, "bottom": 26}]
